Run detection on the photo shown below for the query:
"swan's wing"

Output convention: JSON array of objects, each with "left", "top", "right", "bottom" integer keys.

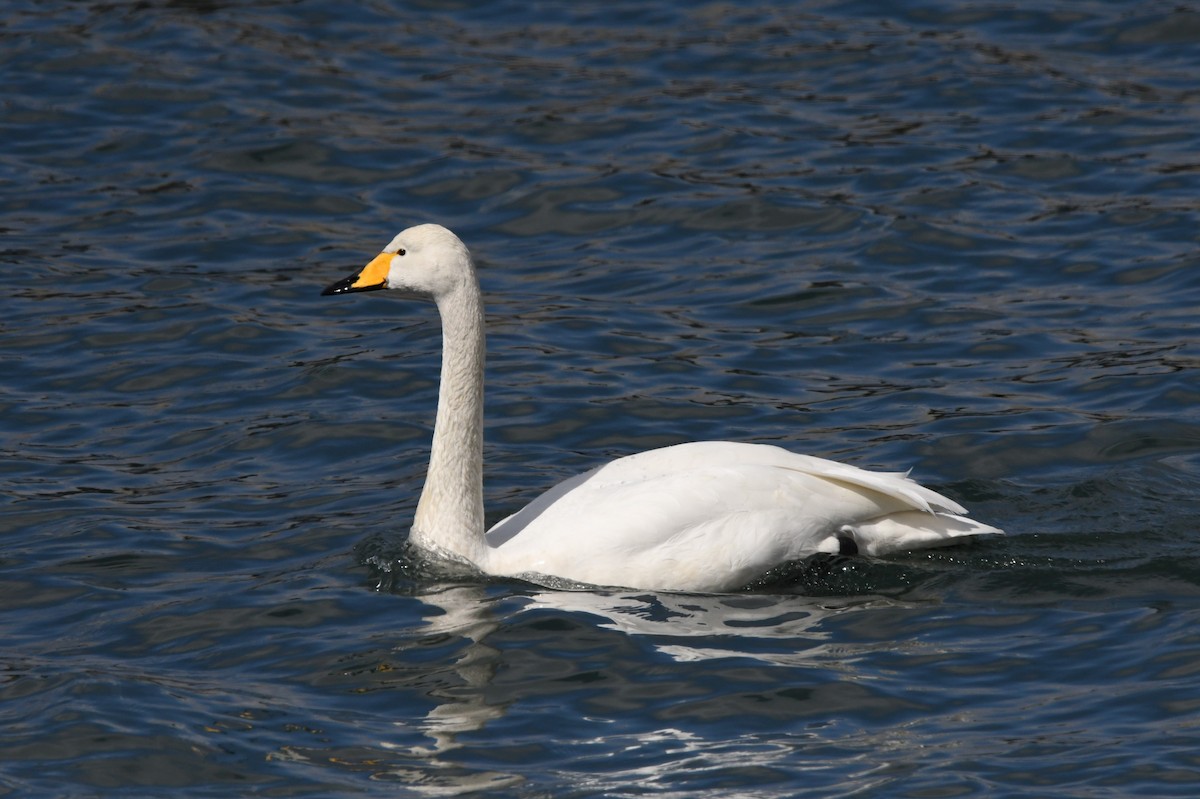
[
  {"left": 486, "top": 463, "right": 838, "bottom": 590},
  {"left": 484, "top": 441, "right": 997, "bottom": 592},
  {"left": 524, "top": 441, "right": 967, "bottom": 515},
  {"left": 642, "top": 441, "right": 968, "bottom": 515}
]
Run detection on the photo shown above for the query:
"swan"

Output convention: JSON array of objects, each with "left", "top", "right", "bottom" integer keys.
[{"left": 321, "top": 223, "right": 1001, "bottom": 592}]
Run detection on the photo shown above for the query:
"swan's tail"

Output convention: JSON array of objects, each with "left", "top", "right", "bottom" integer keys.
[{"left": 838, "top": 511, "right": 1003, "bottom": 557}]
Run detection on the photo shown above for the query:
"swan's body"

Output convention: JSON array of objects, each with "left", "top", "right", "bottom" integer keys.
[{"left": 322, "top": 224, "right": 1001, "bottom": 592}]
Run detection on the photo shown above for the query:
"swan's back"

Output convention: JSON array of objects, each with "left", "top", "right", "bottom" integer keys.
[{"left": 484, "top": 442, "right": 999, "bottom": 592}]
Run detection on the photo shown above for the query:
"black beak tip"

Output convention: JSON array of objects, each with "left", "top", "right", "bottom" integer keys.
[
  {"left": 321, "top": 274, "right": 382, "bottom": 296},
  {"left": 320, "top": 278, "right": 351, "bottom": 296}
]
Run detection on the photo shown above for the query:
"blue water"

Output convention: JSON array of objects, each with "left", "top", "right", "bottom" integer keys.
[{"left": 4, "top": 0, "right": 1200, "bottom": 795}]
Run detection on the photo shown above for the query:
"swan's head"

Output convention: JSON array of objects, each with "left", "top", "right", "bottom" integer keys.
[{"left": 321, "top": 223, "right": 474, "bottom": 299}]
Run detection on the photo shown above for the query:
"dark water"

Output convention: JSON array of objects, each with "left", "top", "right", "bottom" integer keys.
[{"left": 4, "top": 0, "right": 1200, "bottom": 795}]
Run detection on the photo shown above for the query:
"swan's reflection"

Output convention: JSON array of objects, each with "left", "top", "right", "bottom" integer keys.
[
  {"left": 378, "top": 583, "right": 517, "bottom": 793},
  {"left": 517, "top": 587, "right": 870, "bottom": 665},
  {"left": 391, "top": 579, "right": 908, "bottom": 789}
]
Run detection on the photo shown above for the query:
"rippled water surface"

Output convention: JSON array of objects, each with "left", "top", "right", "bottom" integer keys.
[{"left": 4, "top": 1, "right": 1200, "bottom": 796}]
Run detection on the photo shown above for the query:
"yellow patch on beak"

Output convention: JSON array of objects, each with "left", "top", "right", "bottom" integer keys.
[
  {"left": 321, "top": 252, "right": 394, "bottom": 296},
  {"left": 352, "top": 252, "right": 393, "bottom": 289}
]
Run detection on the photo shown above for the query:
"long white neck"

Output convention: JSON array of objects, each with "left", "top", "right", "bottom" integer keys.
[{"left": 410, "top": 279, "right": 488, "bottom": 566}]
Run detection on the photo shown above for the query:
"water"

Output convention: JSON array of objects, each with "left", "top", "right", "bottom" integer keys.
[{"left": 3, "top": 0, "right": 1200, "bottom": 795}]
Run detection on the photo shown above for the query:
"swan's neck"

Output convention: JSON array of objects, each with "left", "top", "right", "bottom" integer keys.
[{"left": 410, "top": 282, "right": 487, "bottom": 567}]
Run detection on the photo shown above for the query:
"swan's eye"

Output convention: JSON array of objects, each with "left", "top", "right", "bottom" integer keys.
[{"left": 397, "top": 248, "right": 406, "bottom": 256}]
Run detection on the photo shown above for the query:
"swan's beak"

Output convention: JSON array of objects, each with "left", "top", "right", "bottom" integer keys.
[{"left": 321, "top": 252, "right": 392, "bottom": 296}]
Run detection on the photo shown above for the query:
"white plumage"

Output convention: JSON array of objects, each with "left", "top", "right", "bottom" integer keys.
[{"left": 322, "top": 224, "right": 1001, "bottom": 592}]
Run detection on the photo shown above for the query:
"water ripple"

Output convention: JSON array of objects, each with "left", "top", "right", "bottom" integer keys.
[{"left": 3, "top": 1, "right": 1200, "bottom": 796}]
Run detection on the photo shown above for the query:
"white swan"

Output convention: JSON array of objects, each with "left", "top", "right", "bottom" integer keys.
[{"left": 322, "top": 224, "right": 1001, "bottom": 592}]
